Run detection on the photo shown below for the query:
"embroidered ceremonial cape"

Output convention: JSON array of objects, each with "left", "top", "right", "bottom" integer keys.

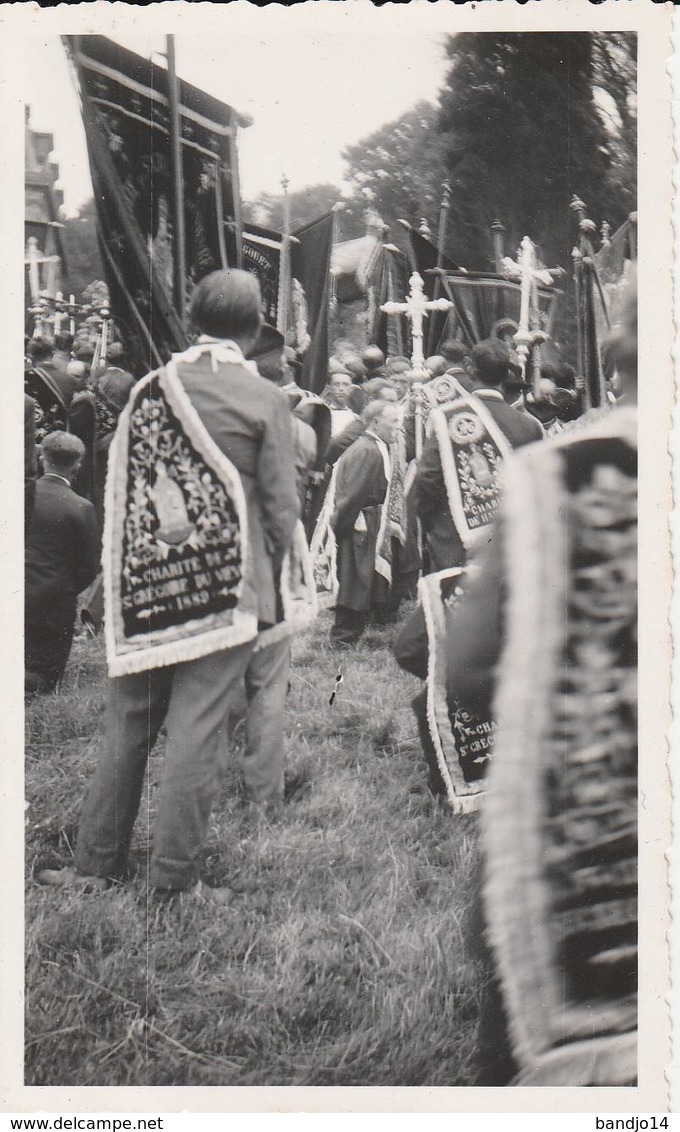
[
  {"left": 483, "top": 409, "right": 638, "bottom": 1085},
  {"left": 104, "top": 347, "right": 258, "bottom": 676},
  {"left": 419, "top": 567, "right": 494, "bottom": 814},
  {"left": 428, "top": 391, "right": 512, "bottom": 551}
]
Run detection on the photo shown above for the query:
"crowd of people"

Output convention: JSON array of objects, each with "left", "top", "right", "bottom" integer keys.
[{"left": 26, "top": 266, "right": 638, "bottom": 1085}]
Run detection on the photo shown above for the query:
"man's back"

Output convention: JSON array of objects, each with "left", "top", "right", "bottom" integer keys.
[
  {"left": 26, "top": 477, "right": 99, "bottom": 626},
  {"left": 415, "top": 388, "right": 542, "bottom": 571},
  {"left": 475, "top": 390, "right": 544, "bottom": 446},
  {"left": 175, "top": 353, "right": 299, "bottom": 625}
]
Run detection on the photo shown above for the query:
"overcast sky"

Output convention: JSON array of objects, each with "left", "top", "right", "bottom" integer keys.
[{"left": 27, "top": 28, "right": 450, "bottom": 216}]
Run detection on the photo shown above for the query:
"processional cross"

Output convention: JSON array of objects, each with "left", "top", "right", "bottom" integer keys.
[
  {"left": 503, "top": 236, "right": 564, "bottom": 393},
  {"left": 381, "top": 271, "right": 453, "bottom": 378}
]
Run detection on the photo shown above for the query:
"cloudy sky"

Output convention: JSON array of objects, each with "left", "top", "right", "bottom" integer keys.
[{"left": 26, "top": 22, "right": 451, "bottom": 216}]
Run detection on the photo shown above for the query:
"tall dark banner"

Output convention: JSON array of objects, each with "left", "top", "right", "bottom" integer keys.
[
  {"left": 370, "top": 247, "right": 408, "bottom": 358},
  {"left": 242, "top": 224, "right": 283, "bottom": 327},
  {"left": 405, "top": 225, "right": 459, "bottom": 352},
  {"left": 291, "top": 213, "right": 333, "bottom": 394},
  {"left": 442, "top": 273, "right": 560, "bottom": 348},
  {"left": 64, "top": 35, "right": 243, "bottom": 374}
]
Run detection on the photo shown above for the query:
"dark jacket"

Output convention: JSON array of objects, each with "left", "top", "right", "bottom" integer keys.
[
  {"left": 24, "top": 395, "right": 37, "bottom": 532},
  {"left": 414, "top": 388, "right": 543, "bottom": 571},
  {"left": 175, "top": 354, "right": 299, "bottom": 626},
  {"left": 25, "top": 476, "right": 100, "bottom": 629}
]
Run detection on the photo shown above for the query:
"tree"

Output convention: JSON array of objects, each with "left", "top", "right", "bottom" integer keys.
[
  {"left": 59, "top": 197, "right": 104, "bottom": 302},
  {"left": 242, "top": 182, "right": 364, "bottom": 238},
  {"left": 436, "top": 33, "right": 620, "bottom": 274},
  {"left": 342, "top": 102, "right": 449, "bottom": 245}
]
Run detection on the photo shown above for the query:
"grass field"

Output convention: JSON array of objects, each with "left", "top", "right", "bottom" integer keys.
[{"left": 25, "top": 610, "right": 489, "bottom": 1087}]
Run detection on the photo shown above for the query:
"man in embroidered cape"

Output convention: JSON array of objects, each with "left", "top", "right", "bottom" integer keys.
[
  {"left": 414, "top": 338, "right": 542, "bottom": 572},
  {"left": 39, "top": 270, "right": 300, "bottom": 901},
  {"left": 330, "top": 399, "right": 400, "bottom": 646}
]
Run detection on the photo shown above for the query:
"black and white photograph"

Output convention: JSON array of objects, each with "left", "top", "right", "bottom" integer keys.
[{"left": 5, "top": 0, "right": 673, "bottom": 1112}]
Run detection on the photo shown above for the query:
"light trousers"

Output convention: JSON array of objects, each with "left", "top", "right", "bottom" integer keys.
[{"left": 75, "top": 637, "right": 289, "bottom": 891}]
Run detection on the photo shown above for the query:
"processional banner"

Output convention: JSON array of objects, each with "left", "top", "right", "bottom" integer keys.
[
  {"left": 442, "top": 273, "right": 559, "bottom": 348},
  {"left": 419, "top": 567, "right": 494, "bottom": 814},
  {"left": 242, "top": 222, "right": 283, "bottom": 327},
  {"left": 291, "top": 213, "right": 334, "bottom": 394},
  {"left": 65, "top": 35, "right": 243, "bottom": 374}
]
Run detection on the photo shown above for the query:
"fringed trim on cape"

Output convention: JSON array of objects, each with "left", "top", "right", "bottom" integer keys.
[
  {"left": 482, "top": 447, "right": 567, "bottom": 1068},
  {"left": 419, "top": 568, "right": 485, "bottom": 815}
]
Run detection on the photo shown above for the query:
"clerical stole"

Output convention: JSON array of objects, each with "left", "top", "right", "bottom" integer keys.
[
  {"left": 419, "top": 567, "right": 494, "bottom": 815},
  {"left": 429, "top": 393, "right": 511, "bottom": 550},
  {"left": 483, "top": 410, "right": 638, "bottom": 1085},
  {"left": 104, "top": 348, "right": 257, "bottom": 677},
  {"left": 309, "top": 466, "right": 339, "bottom": 609}
]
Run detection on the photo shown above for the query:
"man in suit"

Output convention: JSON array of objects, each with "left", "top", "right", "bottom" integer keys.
[
  {"left": 330, "top": 399, "right": 400, "bottom": 645},
  {"left": 25, "top": 432, "right": 100, "bottom": 696},
  {"left": 414, "top": 338, "right": 543, "bottom": 572},
  {"left": 38, "top": 270, "right": 300, "bottom": 901}
]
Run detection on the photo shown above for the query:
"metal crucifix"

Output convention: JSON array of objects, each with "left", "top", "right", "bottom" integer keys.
[{"left": 381, "top": 271, "right": 453, "bottom": 378}]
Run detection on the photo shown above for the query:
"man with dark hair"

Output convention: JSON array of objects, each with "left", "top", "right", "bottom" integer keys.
[
  {"left": 362, "top": 345, "right": 386, "bottom": 378},
  {"left": 25, "top": 432, "right": 99, "bottom": 696},
  {"left": 440, "top": 339, "right": 468, "bottom": 368},
  {"left": 52, "top": 332, "right": 74, "bottom": 374},
  {"left": 326, "top": 371, "right": 359, "bottom": 436},
  {"left": 25, "top": 336, "right": 79, "bottom": 443},
  {"left": 38, "top": 269, "right": 300, "bottom": 901}
]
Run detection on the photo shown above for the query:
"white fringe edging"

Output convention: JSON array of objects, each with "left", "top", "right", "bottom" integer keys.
[{"left": 419, "top": 569, "right": 485, "bottom": 816}]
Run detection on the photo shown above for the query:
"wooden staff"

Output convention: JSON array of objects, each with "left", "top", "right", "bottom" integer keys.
[{"left": 166, "top": 35, "right": 187, "bottom": 331}]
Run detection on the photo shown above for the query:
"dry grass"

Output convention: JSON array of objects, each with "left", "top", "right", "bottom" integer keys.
[{"left": 25, "top": 611, "right": 489, "bottom": 1087}]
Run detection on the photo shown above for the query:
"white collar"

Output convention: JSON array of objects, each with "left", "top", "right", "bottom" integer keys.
[
  {"left": 475, "top": 388, "right": 505, "bottom": 401},
  {"left": 43, "top": 472, "right": 71, "bottom": 488},
  {"left": 175, "top": 337, "right": 259, "bottom": 376}
]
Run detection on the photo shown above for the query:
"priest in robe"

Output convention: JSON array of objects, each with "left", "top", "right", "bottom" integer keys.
[{"left": 330, "top": 399, "right": 400, "bottom": 646}]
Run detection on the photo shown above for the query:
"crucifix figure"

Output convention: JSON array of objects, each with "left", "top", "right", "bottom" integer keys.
[{"left": 381, "top": 271, "right": 453, "bottom": 377}]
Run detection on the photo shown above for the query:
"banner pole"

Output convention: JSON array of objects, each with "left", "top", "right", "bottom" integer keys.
[
  {"left": 166, "top": 35, "right": 187, "bottom": 331},
  {"left": 426, "top": 180, "right": 451, "bottom": 355}
]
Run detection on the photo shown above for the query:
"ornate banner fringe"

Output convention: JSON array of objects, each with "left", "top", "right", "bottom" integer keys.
[
  {"left": 104, "top": 356, "right": 258, "bottom": 677},
  {"left": 419, "top": 567, "right": 492, "bottom": 815}
]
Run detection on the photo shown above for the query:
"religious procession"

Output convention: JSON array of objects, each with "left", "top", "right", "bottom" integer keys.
[{"left": 23, "top": 26, "right": 646, "bottom": 1091}]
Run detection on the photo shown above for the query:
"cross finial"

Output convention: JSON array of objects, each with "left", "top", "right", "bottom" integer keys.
[{"left": 381, "top": 272, "right": 453, "bottom": 375}]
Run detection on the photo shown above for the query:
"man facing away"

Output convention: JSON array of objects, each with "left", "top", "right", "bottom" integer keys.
[
  {"left": 25, "top": 432, "right": 100, "bottom": 696},
  {"left": 38, "top": 270, "right": 300, "bottom": 901},
  {"left": 330, "top": 399, "right": 400, "bottom": 646},
  {"left": 414, "top": 338, "right": 543, "bottom": 573}
]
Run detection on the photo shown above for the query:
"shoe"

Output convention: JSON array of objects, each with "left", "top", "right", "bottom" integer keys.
[
  {"left": 148, "top": 880, "right": 235, "bottom": 906},
  {"left": 36, "top": 865, "right": 110, "bottom": 893}
]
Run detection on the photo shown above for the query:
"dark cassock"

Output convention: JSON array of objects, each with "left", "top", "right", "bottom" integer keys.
[{"left": 330, "top": 429, "right": 392, "bottom": 645}]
